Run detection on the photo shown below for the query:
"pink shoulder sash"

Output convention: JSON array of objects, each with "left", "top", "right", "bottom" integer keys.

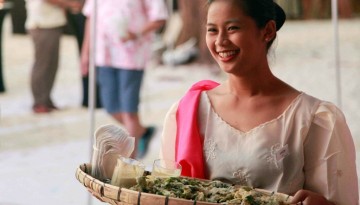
[{"left": 175, "top": 80, "right": 219, "bottom": 179}]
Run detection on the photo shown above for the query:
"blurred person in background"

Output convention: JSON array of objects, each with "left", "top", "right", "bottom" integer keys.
[
  {"left": 65, "top": 0, "right": 102, "bottom": 109},
  {"left": 25, "top": 0, "right": 82, "bottom": 113},
  {"left": 81, "top": 0, "right": 168, "bottom": 159}
]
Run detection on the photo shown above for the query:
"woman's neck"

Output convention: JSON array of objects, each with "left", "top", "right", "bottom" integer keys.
[{"left": 225, "top": 68, "right": 279, "bottom": 97}]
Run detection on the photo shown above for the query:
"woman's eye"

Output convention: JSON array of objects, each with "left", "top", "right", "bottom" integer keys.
[
  {"left": 207, "top": 28, "right": 217, "bottom": 33},
  {"left": 228, "top": 26, "right": 239, "bottom": 31}
]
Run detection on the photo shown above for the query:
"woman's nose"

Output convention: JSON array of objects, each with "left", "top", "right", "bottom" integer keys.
[{"left": 216, "top": 34, "right": 230, "bottom": 46}]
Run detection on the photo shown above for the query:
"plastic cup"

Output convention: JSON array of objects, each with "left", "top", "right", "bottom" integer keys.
[
  {"left": 151, "top": 159, "right": 182, "bottom": 178},
  {"left": 110, "top": 156, "right": 145, "bottom": 188}
]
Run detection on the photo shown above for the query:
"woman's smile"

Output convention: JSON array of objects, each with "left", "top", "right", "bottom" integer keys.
[{"left": 217, "top": 49, "right": 240, "bottom": 61}]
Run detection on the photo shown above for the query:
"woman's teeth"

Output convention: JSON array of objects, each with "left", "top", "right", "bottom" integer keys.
[{"left": 218, "top": 51, "right": 237, "bottom": 58}]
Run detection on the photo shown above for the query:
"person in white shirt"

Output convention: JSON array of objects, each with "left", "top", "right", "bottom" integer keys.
[{"left": 25, "top": 0, "right": 81, "bottom": 113}]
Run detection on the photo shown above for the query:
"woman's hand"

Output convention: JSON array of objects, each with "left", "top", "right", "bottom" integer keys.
[{"left": 290, "top": 189, "right": 336, "bottom": 205}]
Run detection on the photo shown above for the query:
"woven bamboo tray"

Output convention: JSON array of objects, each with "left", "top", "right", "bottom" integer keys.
[
  {"left": 76, "top": 163, "right": 292, "bottom": 205},
  {"left": 75, "top": 163, "right": 218, "bottom": 205}
]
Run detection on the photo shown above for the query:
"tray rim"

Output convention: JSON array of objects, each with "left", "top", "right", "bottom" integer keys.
[
  {"left": 75, "top": 163, "right": 218, "bottom": 205},
  {"left": 75, "top": 163, "right": 292, "bottom": 205}
]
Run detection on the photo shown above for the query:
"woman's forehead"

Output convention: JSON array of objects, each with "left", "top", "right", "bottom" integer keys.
[{"left": 207, "top": 1, "right": 245, "bottom": 22}]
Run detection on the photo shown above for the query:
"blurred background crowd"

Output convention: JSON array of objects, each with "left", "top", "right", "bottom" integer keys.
[{"left": 2, "top": 0, "right": 360, "bottom": 66}]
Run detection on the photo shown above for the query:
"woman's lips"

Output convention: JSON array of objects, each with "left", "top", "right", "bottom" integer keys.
[{"left": 217, "top": 50, "right": 239, "bottom": 61}]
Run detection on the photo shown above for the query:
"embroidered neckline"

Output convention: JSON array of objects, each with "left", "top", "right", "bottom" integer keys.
[{"left": 203, "top": 92, "right": 304, "bottom": 135}]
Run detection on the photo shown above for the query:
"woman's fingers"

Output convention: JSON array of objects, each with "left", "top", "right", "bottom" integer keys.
[
  {"left": 290, "top": 189, "right": 335, "bottom": 205},
  {"left": 290, "top": 189, "right": 308, "bottom": 204}
]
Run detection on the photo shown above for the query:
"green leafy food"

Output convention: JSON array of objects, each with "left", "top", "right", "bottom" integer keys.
[{"left": 130, "top": 176, "right": 290, "bottom": 204}]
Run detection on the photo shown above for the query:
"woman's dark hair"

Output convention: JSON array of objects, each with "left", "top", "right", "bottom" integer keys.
[
  {"left": 207, "top": 0, "right": 286, "bottom": 49},
  {"left": 207, "top": 0, "right": 286, "bottom": 30}
]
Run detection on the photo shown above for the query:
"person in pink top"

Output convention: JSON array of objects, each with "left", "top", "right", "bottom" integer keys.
[{"left": 81, "top": 0, "right": 168, "bottom": 158}]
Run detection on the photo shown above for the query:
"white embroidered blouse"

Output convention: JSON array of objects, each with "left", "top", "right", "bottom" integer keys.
[{"left": 160, "top": 92, "right": 359, "bottom": 205}]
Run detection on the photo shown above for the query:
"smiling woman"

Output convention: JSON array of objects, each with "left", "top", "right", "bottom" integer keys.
[
  {"left": 159, "top": 0, "right": 359, "bottom": 205},
  {"left": 205, "top": 0, "right": 281, "bottom": 75}
]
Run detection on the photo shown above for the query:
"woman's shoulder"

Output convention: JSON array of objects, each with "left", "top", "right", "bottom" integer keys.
[
  {"left": 300, "top": 93, "right": 338, "bottom": 109},
  {"left": 298, "top": 93, "right": 345, "bottom": 121}
]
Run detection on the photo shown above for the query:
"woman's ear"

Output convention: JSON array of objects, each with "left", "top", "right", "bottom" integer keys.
[{"left": 263, "top": 20, "right": 276, "bottom": 42}]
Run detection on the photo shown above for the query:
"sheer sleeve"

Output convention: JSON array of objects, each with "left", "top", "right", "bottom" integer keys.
[
  {"left": 159, "top": 102, "right": 179, "bottom": 161},
  {"left": 303, "top": 102, "right": 359, "bottom": 205}
]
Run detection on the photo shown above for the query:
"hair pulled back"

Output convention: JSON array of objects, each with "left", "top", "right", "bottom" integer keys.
[
  {"left": 207, "top": 0, "right": 285, "bottom": 30},
  {"left": 207, "top": 0, "right": 286, "bottom": 49}
]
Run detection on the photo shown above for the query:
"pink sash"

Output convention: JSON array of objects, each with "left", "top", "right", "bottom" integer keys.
[{"left": 175, "top": 80, "right": 219, "bottom": 179}]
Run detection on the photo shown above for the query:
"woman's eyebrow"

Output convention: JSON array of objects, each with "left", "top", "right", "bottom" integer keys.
[
  {"left": 226, "top": 18, "right": 240, "bottom": 24},
  {"left": 206, "top": 18, "right": 240, "bottom": 26}
]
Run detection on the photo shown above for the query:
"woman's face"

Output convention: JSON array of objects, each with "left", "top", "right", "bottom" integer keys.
[{"left": 206, "top": 0, "right": 269, "bottom": 75}]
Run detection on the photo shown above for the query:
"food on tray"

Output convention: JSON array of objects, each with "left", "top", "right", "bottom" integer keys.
[{"left": 130, "top": 176, "right": 292, "bottom": 204}]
